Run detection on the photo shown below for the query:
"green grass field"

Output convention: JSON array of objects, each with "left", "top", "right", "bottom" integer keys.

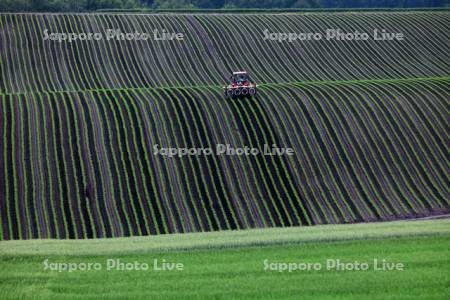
[{"left": 0, "top": 219, "right": 449, "bottom": 299}]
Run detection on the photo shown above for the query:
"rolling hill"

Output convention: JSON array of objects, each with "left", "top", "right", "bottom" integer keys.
[{"left": 0, "top": 11, "right": 448, "bottom": 239}]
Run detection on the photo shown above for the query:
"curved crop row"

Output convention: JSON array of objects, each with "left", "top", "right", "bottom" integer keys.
[
  {"left": 0, "top": 78, "right": 448, "bottom": 239},
  {"left": 0, "top": 12, "right": 448, "bottom": 94}
]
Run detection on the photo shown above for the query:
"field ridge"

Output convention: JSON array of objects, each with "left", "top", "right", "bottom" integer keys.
[{"left": 0, "top": 76, "right": 448, "bottom": 97}]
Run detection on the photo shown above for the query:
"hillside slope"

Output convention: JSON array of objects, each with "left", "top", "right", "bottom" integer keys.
[
  {"left": 0, "top": 12, "right": 448, "bottom": 93},
  {"left": 0, "top": 12, "right": 449, "bottom": 239},
  {"left": 1, "top": 78, "right": 448, "bottom": 239}
]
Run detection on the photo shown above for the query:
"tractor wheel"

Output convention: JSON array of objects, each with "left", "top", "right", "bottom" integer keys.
[
  {"left": 226, "top": 88, "right": 233, "bottom": 97},
  {"left": 241, "top": 88, "right": 249, "bottom": 96},
  {"left": 234, "top": 88, "right": 242, "bottom": 96},
  {"left": 249, "top": 87, "right": 256, "bottom": 95}
]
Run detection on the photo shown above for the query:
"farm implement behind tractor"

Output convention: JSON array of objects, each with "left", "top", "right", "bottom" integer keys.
[{"left": 224, "top": 71, "right": 257, "bottom": 98}]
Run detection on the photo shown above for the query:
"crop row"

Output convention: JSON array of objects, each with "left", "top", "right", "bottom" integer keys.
[
  {"left": 0, "top": 12, "right": 448, "bottom": 93},
  {"left": 0, "top": 78, "right": 448, "bottom": 239}
]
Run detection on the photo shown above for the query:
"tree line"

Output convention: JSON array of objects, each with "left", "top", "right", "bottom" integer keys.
[{"left": 1, "top": 0, "right": 448, "bottom": 12}]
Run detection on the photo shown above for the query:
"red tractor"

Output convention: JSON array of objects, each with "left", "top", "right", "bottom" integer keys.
[{"left": 224, "top": 71, "right": 257, "bottom": 98}]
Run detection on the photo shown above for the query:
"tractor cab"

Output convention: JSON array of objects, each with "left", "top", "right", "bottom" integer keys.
[
  {"left": 231, "top": 71, "right": 250, "bottom": 86},
  {"left": 224, "top": 71, "right": 257, "bottom": 98}
]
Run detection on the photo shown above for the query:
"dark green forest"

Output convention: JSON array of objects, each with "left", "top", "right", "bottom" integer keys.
[{"left": 0, "top": 0, "right": 448, "bottom": 12}]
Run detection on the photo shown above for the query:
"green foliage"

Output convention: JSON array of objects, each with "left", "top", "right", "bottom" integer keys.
[
  {"left": 0, "top": 0, "right": 447, "bottom": 11},
  {"left": 153, "top": 0, "right": 195, "bottom": 9},
  {"left": 0, "top": 0, "right": 141, "bottom": 12}
]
